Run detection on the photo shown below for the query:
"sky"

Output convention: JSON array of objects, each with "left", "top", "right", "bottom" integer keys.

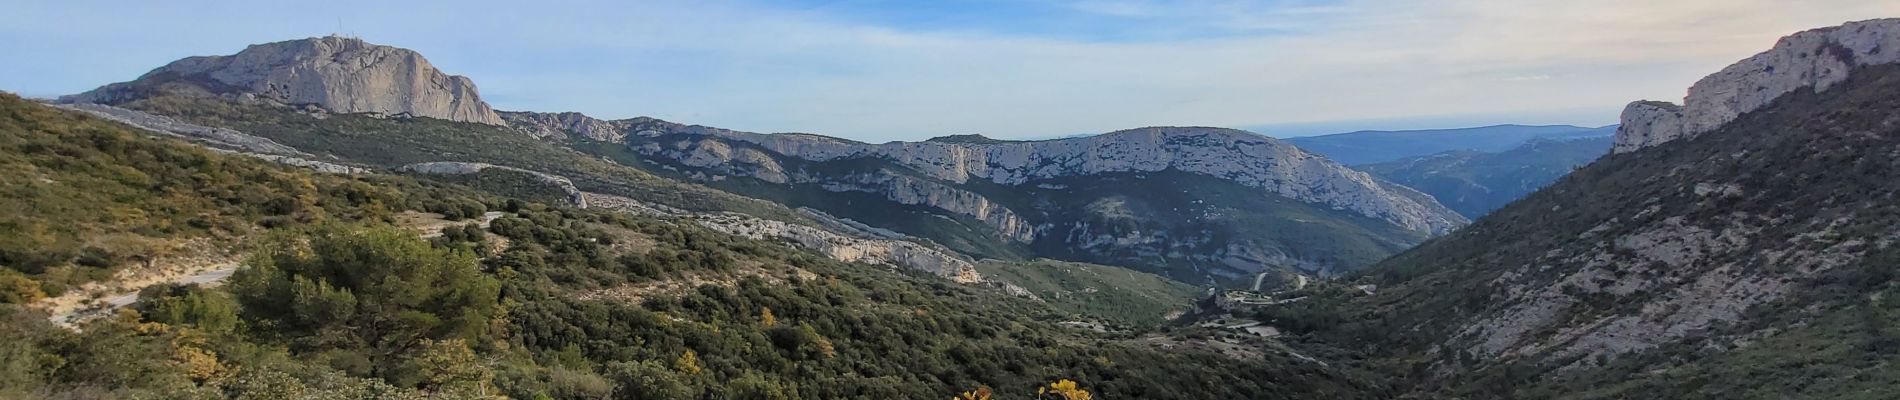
[{"left": 2, "top": 1, "right": 1897, "bottom": 141}]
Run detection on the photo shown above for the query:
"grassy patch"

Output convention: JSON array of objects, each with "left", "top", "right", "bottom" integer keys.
[{"left": 977, "top": 259, "right": 1204, "bottom": 326}]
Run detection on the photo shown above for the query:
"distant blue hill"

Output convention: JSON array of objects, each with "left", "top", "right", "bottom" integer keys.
[
  {"left": 1283, "top": 124, "right": 1616, "bottom": 165},
  {"left": 1357, "top": 136, "right": 1613, "bottom": 219}
]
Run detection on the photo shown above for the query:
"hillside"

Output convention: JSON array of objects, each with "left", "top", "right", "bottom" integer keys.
[
  {"left": 0, "top": 91, "right": 1393, "bottom": 399},
  {"left": 61, "top": 36, "right": 1469, "bottom": 288},
  {"left": 0, "top": 92, "right": 498, "bottom": 305},
  {"left": 974, "top": 258, "right": 1205, "bottom": 327},
  {"left": 17, "top": 11, "right": 1900, "bottom": 400},
  {"left": 1306, "top": 34, "right": 1900, "bottom": 398},
  {"left": 113, "top": 96, "right": 805, "bottom": 222},
  {"left": 1358, "top": 136, "right": 1612, "bottom": 218},
  {"left": 1285, "top": 124, "right": 1615, "bottom": 165}
]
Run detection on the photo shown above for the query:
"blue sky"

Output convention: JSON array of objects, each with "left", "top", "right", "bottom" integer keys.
[{"left": 2, "top": 1, "right": 1896, "bottom": 141}]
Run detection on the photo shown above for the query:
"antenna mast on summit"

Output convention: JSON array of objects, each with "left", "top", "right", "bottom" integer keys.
[{"left": 335, "top": 17, "right": 355, "bottom": 39}]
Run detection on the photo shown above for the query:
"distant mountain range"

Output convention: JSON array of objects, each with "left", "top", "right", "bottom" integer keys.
[
  {"left": 15, "top": 15, "right": 1900, "bottom": 400},
  {"left": 1358, "top": 136, "right": 1613, "bottom": 218},
  {"left": 51, "top": 35, "right": 1466, "bottom": 287},
  {"left": 1284, "top": 124, "right": 1616, "bottom": 165},
  {"left": 526, "top": 118, "right": 1465, "bottom": 283}
]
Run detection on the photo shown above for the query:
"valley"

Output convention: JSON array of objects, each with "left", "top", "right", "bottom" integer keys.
[{"left": 2, "top": 10, "right": 1898, "bottom": 400}]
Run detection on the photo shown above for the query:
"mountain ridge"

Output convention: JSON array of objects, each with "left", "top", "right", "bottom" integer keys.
[
  {"left": 512, "top": 113, "right": 1466, "bottom": 234},
  {"left": 523, "top": 111, "right": 1465, "bottom": 283},
  {"left": 1285, "top": 124, "right": 1616, "bottom": 165},
  {"left": 50, "top": 35, "right": 1463, "bottom": 284},
  {"left": 1358, "top": 136, "right": 1612, "bottom": 218}
]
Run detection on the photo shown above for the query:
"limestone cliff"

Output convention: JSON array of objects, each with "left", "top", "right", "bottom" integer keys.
[
  {"left": 1615, "top": 18, "right": 1900, "bottom": 153},
  {"left": 63, "top": 36, "right": 505, "bottom": 125},
  {"left": 508, "top": 114, "right": 1466, "bottom": 236},
  {"left": 502, "top": 111, "right": 1468, "bottom": 282},
  {"left": 701, "top": 124, "right": 1454, "bottom": 233},
  {"left": 500, "top": 111, "right": 624, "bottom": 142}
]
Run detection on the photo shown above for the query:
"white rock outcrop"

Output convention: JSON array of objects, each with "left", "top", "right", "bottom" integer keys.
[
  {"left": 401, "top": 162, "right": 588, "bottom": 207},
  {"left": 501, "top": 111, "right": 625, "bottom": 142},
  {"left": 581, "top": 193, "right": 984, "bottom": 283},
  {"left": 49, "top": 102, "right": 367, "bottom": 174},
  {"left": 694, "top": 213, "right": 984, "bottom": 283},
  {"left": 821, "top": 173, "right": 1039, "bottom": 242},
  {"left": 1615, "top": 18, "right": 1900, "bottom": 153},
  {"left": 49, "top": 102, "right": 309, "bottom": 157},
  {"left": 64, "top": 36, "right": 505, "bottom": 125},
  {"left": 227, "top": 152, "right": 367, "bottom": 175}
]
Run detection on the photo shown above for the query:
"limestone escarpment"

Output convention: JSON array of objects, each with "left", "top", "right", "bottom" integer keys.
[
  {"left": 1614, "top": 18, "right": 1900, "bottom": 153},
  {"left": 508, "top": 114, "right": 1467, "bottom": 280},
  {"left": 820, "top": 173, "right": 1038, "bottom": 242},
  {"left": 608, "top": 119, "right": 1465, "bottom": 235},
  {"left": 500, "top": 111, "right": 624, "bottom": 142},
  {"left": 63, "top": 36, "right": 505, "bottom": 125},
  {"left": 631, "top": 135, "right": 1039, "bottom": 242}
]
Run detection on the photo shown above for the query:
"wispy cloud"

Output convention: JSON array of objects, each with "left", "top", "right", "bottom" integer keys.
[
  {"left": 1062, "top": 0, "right": 1356, "bottom": 34},
  {"left": 1, "top": 0, "right": 1896, "bottom": 141}
]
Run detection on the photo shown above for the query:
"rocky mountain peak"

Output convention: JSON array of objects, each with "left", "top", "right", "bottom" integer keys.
[
  {"left": 63, "top": 36, "right": 505, "bottom": 125},
  {"left": 925, "top": 134, "right": 1008, "bottom": 143},
  {"left": 1614, "top": 18, "right": 1900, "bottom": 153}
]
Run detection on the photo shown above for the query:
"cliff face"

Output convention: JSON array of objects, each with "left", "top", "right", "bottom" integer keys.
[
  {"left": 63, "top": 36, "right": 505, "bottom": 125},
  {"left": 509, "top": 112, "right": 1464, "bottom": 283},
  {"left": 1614, "top": 18, "right": 1900, "bottom": 153},
  {"left": 500, "top": 111, "right": 624, "bottom": 141},
  {"left": 510, "top": 114, "right": 1465, "bottom": 235}
]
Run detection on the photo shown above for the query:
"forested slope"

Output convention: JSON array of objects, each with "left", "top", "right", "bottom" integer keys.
[{"left": 0, "top": 92, "right": 1382, "bottom": 399}]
